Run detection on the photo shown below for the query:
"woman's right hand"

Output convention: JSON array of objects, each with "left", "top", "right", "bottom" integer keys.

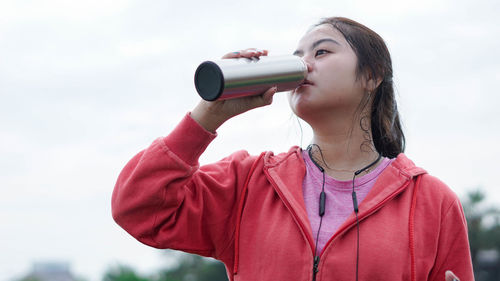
[{"left": 190, "top": 48, "right": 277, "bottom": 133}]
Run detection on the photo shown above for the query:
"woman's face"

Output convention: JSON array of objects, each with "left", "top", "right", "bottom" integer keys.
[{"left": 289, "top": 24, "right": 367, "bottom": 122}]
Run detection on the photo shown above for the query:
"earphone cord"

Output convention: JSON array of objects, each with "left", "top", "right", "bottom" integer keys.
[
  {"left": 352, "top": 175, "right": 360, "bottom": 281},
  {"left": 308, "top": 144, "right": 381, "bottom": 281},
  {"left": 313, "top": 171, "right": 326, "bottom": 258},
  {"left": 352, "top": 153, "right": 382, "bottom": 281},
  {"left": 308, "top": 145, "right": 326, "bottom": 281}
]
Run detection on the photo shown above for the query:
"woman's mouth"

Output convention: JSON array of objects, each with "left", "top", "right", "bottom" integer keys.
[
  {"left": 297, "top": 79, "right": 314, "bottom": 88},
  {"left": 303, "top": 79, "right": 313, "bottom": 85}
]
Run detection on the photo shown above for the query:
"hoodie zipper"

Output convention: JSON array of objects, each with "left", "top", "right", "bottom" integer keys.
[{"left": 312, "top": 256, "right": 320, "bottom": 281}]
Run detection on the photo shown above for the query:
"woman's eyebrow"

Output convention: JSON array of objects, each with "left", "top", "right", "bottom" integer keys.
[{"left": 293, "top": 38, "right": 341, "bottom": 56}]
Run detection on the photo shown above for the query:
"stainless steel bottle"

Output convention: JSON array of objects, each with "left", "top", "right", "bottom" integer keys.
[{"left": 194, "top": 55, "right": 307, "bottom": 101}]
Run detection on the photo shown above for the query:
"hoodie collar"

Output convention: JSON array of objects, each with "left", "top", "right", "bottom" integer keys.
[{"left": 262, "top": 147, "right": 427, "bottom": 248}]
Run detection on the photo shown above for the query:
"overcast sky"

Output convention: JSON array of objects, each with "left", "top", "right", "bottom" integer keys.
[{"left": 1, "top": 0, "right": 499, "bottom": 280}]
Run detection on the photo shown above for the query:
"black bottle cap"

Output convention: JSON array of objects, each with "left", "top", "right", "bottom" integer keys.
[{"left": 194, "top": 61, "right": 225, "bottom": 101}]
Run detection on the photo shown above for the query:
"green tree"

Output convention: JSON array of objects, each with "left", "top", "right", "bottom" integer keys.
[
  {"left": 156, "top": 253, "right": 227, "bottom": 281},
  {"left": 462, "top": 188, "right": 500, "bottom": 281},
  {"left": 17, "top": 278, "right": 41, "bottom": 281},
  {"left": 102, "top": 265, "right": 153, "bottom": 281}
]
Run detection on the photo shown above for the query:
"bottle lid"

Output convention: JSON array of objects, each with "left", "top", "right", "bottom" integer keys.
[{"left": 194, "top": 61, "right": 225, "bottom": 101}]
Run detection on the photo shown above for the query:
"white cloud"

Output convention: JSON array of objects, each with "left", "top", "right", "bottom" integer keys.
[
  {"left": 118, "top": 38, "right": 173, "bottom": 57},
  {"left": 0, "top": 0, "right": 132, "bottom": 22}
]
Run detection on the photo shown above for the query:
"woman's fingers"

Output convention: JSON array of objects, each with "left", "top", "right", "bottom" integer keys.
[
  {"left": 240, "top": 48, "right": 266, "bottom": 57},
  {"left": 226, "top": 86, "right": 277, "bottom": 115},
  {"left": 221, "top": 51, "right": 242, "bottom": 59},
  {"left": 239, "top": 86, "right": 277, "bottom": 109},
  {"left": 221, "top": 48, "right": 268, "bottom": 59}
]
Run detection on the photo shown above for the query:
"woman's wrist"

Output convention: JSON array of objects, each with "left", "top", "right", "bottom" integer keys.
[{"left": 190, "top": 101, "right": 228, "bottom": 133}]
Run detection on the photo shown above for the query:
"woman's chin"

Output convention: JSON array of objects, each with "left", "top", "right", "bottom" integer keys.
[{"left": 289, "top": 98, "right": 318, "bottom": 120}]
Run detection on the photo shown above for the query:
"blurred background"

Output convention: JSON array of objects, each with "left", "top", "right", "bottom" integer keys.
[{"left": 1, "top": 0, "right": 499, "bottom": 280}]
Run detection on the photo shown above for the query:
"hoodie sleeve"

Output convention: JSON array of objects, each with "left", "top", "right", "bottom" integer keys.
[
  {"left": 429, "top": 196, "right": 475, "bottom": 281},
  {"left": 111, "top": 113, "right": 257, "bottom": 260}
]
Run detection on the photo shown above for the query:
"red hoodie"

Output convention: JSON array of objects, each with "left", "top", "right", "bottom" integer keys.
[{"left": 112, "top": 114, "right": 474, "bottom": 281}]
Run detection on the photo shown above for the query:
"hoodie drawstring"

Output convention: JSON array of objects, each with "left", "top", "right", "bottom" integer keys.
[{"left": 409, "top": 175, "right": 421, "bottom": 281}]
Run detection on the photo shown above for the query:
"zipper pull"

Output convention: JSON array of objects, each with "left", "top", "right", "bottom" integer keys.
[{"left": 312, "top": 255, "right": 320, "bottom": 281}]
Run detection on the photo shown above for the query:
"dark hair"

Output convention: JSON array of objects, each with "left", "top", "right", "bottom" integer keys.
[{"left": 315, "top": 17, "right": 405, "bottom": 158}]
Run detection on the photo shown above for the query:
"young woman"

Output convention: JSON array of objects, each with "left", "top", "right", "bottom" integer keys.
[{"left": 112, "top": 17, "right": 473, "bottom": 281}]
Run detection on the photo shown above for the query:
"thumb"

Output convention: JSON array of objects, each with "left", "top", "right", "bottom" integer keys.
[
  {"left": 260, "top": 86, "right": 277, "bottom": 105},
  {"left": 445, "top": 270, "right": 459, "bottom": 281},
  {"left": 244, "top": 86, "right": 277, "bottom": 109}
]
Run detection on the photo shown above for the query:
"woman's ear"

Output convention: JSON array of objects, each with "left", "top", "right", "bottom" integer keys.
[{"left": 363, "top": 72, "right": 382, "bottom": 92}]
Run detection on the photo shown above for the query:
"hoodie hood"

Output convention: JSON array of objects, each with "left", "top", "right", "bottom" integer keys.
[{"left": 264, "top": 146, "right": 426, "bottom": 178}]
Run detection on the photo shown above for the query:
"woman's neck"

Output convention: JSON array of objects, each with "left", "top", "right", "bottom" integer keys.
[{"left": 308, "top": 120, "right": 380, "bottom": 180}]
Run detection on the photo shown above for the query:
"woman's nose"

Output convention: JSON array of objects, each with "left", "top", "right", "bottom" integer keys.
[
  {"left": 306, "top": 61, "right": 313, "bottom": 72},
  {"left": 302, "top": 57, "right": 313, "bottom": 72}
]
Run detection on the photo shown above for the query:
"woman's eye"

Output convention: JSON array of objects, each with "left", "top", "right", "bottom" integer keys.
[{"left": 315, "top": 49, "right": 329, "bottom": 56}]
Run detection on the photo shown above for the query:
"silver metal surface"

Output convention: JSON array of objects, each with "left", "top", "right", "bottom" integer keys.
[{"left": 195, "top": 55, "right": 307, "bottom": 100}]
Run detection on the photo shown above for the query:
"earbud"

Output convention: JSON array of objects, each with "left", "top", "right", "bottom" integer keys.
[{"left": 307, "top": 144, "right": 325, "bottom": 173}]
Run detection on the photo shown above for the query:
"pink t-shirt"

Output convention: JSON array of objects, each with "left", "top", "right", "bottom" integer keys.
[{"left": 302, "top": 149, "right": 394, "bottom": 255}]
